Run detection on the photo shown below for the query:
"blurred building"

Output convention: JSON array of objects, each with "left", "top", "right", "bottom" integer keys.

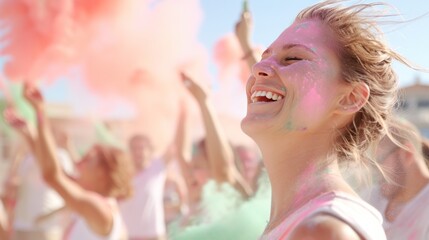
[{"left": 395, "top": 76, "right": 429, "bottom": 138}]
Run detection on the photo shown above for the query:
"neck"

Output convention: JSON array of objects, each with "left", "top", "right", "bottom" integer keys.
[{"left": 256, "top": 131, "right": 351, "bottom": 231}]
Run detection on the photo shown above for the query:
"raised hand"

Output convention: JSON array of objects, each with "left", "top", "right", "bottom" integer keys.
[
  {"left": 3, "top": 106, "right": 28, "bottom": 130},
  {"left": 23, "top": 82, "right": 44, "bottom": 110},
  {"left": 235, "top": 7, "right": 258, "bottom": 68},
  {"left": 180, "top": 72, "right": 209, "bottom": 103},
  {"left": 235, "top": 9, "right": 253, "bottom": 52},
  {"left": 3, "top": 106, "right": 36, "bottom": 145}
]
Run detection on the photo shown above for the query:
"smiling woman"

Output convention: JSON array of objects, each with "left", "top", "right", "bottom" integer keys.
[
  {"left": 243, "top": 19, "right": 345, "bottom": 134},
  {"left": 234, "top": 0, "right": 426, "bottom": 239}
]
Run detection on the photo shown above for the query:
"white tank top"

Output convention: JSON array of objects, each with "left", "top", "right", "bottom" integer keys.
[
  {"left": 260, "top": 192, "right": 386, "bottom": 240},
  {"left": 66, "top": 198, "right": 125, "bottom": 240}
]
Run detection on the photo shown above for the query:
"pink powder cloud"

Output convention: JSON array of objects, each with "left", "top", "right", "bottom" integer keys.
[{"left": 0, "top": 0, "right": 209, "bottom": 150}]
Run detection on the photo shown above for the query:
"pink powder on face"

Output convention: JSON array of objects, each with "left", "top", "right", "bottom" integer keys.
[
  {"left": 281, "top": 64, "right": 329, "bottom": 131},
  {"left": 293, "top": 22, "right": 310, "bottom": 32},
  {"left": 301, "top": 85, "right": 324, "bottom": 117},
  {"left": 274, "top": 21, "right": 340, "bottom": 132}
]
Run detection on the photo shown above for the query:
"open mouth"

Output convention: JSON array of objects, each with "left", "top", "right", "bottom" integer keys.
[{"left": 251, "top": 90, "right": 285, "bottom": 103}]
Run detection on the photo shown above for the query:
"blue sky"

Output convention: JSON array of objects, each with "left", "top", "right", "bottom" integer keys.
[
  {"left": 2, "top": 0, "right": 429, "bottom": 116},
  {"left": 199, "top": 0, "right": 429, "bottom": 86}
]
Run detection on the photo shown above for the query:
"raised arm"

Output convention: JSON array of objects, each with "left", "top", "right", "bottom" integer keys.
[
  {"left": 3, "top": 106, "right": 36, "bottom": 151},
  {"left": 181, "top": 73, "right": 252, "bottom": 198},
  {"left": 59, "top": 131, "right": 80, "bottom": 164},
  {"left": 173, "top": 100, "right": 194, "bottom": 189},
  {"left": 235, "top": 7, "right": 258, "bottom": 68},
  {"left": 2, "top": 107, "right": 35, "bottom": 220},
  {"left": 22, "top": 84, "right": 114, "bottom": 236},
  {"left": 1, "top": 143, "right": 27, "bottom": 228}
]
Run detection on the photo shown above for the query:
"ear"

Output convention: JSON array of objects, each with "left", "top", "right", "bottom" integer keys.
[{"left": 336, "top": 82, "right": 370, "bottom": 114}]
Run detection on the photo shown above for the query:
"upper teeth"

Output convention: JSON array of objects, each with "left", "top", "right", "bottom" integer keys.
[{"left": 251, "top": 90, "right": 283, "bottom": 103}]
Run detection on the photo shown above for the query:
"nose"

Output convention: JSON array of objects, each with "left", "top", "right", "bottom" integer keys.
[{"left": 252, "top": 59, "right": 275, "bottom": 78}]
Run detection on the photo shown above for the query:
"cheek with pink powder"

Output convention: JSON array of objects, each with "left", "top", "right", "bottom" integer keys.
[
  {"left": 300, "top": 84, "right": 326, "bottom": 119},
  {"left": 281, "top": 60, "right": 332, "bottom": 131}
]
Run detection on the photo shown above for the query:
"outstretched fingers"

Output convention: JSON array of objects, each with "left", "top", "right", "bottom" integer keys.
[
  {"left": 3, "top": 107, "right": 27, "bottom": 130},
  {"left": 23, "top": 82, "right": 44, "bottom": 109}
]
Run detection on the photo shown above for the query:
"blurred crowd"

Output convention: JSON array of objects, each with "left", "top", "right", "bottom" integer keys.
[{"left": 0, "top": 72, "right": 268, "bottom": 240}]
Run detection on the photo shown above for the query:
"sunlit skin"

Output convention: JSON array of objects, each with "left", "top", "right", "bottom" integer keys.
[{"left": 241, "top": 19, "right": 365, "bottom": 238}]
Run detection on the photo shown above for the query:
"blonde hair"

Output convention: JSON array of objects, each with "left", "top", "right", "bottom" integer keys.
[
  {"left": 423, "top": 139, "right": 429, "bottom": 168},
  {"left": 296, "top": 1, "right": 420, "bottom": 171},
  {"left": 93, "top": 144, "right": 134, "bottom": 200}
]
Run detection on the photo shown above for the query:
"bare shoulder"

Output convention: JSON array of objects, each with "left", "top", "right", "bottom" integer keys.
[{"left": 289, "top": 213, "right": 362, "bottom": 240}]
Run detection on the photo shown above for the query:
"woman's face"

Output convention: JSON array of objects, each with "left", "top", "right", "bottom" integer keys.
[
  {"left": 129, "top": 137, "right": 152, "bottom": 170},
  {"left": 76, "top": 147, "right": 109, "bottom": 190},
  {"left": 242, "top": 19, "right": 347, "bottom": 137}
]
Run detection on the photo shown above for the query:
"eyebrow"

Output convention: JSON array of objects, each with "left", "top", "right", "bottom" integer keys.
[{"left": 262, "top": 43, "right": 316, "bottom": 56}]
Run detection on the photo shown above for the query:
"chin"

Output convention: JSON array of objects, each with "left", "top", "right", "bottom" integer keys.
[
  {"left": 241, "top": 114, "right": 277, "bottom": 140},
  {"left": 241, "top": 116, "right": 260, "bottom": 138}
]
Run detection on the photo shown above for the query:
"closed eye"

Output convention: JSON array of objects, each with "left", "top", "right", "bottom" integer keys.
[{"left": 285, "top": 57, "right": 302, "bottom": 61}]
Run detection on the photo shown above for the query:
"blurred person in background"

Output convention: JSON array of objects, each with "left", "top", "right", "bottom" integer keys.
[
  {"left": 363, "top": 118, "right": 429, "bottom": 240},
  {"left": 234, "top": 145, "right": 262, "bottom": 192},
  {"left": 168, "top": 73, "right": 270, "bottom": 240},
  {"left": 3, "top": 108, "right": 76, "bottom": 240},
  {"left": 6, "top": 83, "right": 133, "bottom": 240},
  {"left": 119, "top": 134, "right": 176, "bottom": 240},
  {"left": 177, "top": 73, "right": 253, "bottom": 222},
  {"left": 163, "top": 160, "right": 188, "bottom": 226}
]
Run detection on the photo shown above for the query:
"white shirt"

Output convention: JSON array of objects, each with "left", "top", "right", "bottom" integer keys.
[
  {"left": 66, "top": 198, "right": 125, "bottom": 240},
  {"left": 365, "top": 185, "right": 429, "bottom": 240},
  {"left": 119, "top": 158, "right": 166, "bottom": 238},
  {"left": 260, "top": 192, "right": 386, "bottom": 240},
  {"left": 14, "top": 149, "right": 75, "bottom": 231}
]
